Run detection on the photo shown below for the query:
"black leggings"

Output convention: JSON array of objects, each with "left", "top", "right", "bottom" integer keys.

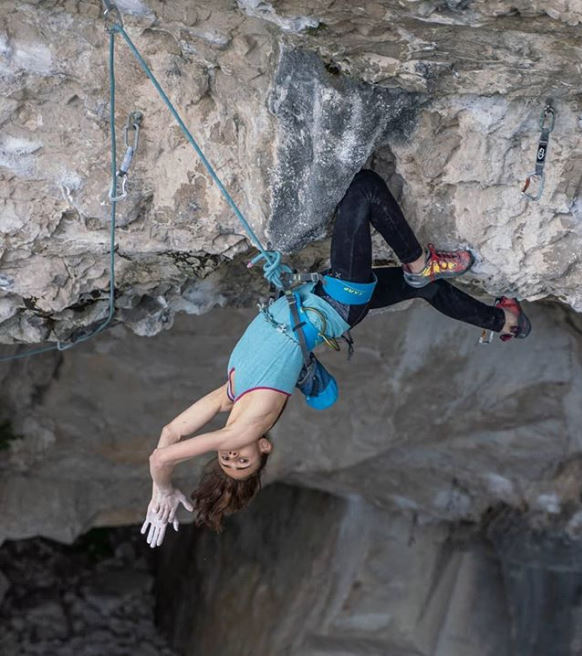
[{"left": 315, "top": 169, "right": 505, "bottom": 332}]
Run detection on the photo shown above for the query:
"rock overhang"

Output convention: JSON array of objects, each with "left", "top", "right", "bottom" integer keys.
[{"left": 0, "top": 0, "right": 581, "bottom": 345}]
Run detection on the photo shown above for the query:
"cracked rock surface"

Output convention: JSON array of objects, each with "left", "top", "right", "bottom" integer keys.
[{"left": 0, "top": 0, "right": 581, "bottom": 344}]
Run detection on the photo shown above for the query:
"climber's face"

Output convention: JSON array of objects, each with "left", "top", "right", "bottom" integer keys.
[{"left": 217, "top": 437, "right": 272, "bottom": 479}]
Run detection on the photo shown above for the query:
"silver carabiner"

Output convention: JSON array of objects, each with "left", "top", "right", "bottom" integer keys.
[
  {"left": 109, "top": 174, "right": 128, "bottom": 202},
  {"left": 102, "top": 0, "right": 123, "bottom": 32},
  {"left": 540, "top": 103, "right": 555, "bottom": 133},
  {"left": 521, "top": 172, "right": 545, "bottom": 201},
  {"left": 109, "top": 111, "right": 143, "bottom": 202},
  {"left": 478, "top": 329, "right": 494, "bottom": 345},
  {"left": 124, "top": 111, "right": 143, "bottom": 152}
]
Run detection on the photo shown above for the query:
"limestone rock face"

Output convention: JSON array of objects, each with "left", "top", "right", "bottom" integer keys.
[
  {"left": 266, "top": 47, "right": 422, "bottom": 252},
  {"left": 156, "top": 484, "right": 512, "bottom": 656},
  {"left": 1, "top": 0, "right": 581, "bottom": 345},
  {"left": 2, "top": 3, "right": 582, "bottom": 653}
]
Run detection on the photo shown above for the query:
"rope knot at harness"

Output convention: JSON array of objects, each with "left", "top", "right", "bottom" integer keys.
[{"left": 247, "top": 250, "right": 293, "bottom": 290}]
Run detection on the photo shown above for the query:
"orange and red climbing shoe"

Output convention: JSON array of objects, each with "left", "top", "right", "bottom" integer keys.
[
  {"left": 495, "top": 297, "right": 532, "bottom": 341},
  {"left": 403, "top": 243, "right": 474, "bottom": 288}
]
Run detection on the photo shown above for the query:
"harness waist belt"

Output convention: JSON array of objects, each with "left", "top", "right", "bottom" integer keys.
[{"left": 322, "top": 273, "right": 377, "bottom": 305}]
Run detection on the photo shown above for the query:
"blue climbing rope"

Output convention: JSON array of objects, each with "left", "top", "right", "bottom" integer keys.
[
  {"left": 110, "top": 20, "right": 288, "bottom": 287},
  {"left": 0, "top": 31, "right": 120, "bottom": 363}
]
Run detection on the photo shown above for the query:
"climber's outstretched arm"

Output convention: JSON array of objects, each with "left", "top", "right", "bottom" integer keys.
[
  {"left": 143, "top": 391, "right": 282, "bottom": 547},
  {"left": 142, "top": 420, "right": 261, "bottom": 549},
  {"left": 156, "top": 383, "right": 233, "bottom": 449},
  {"left": 150, "top": 419, "right": 268, "bottom": 491}
]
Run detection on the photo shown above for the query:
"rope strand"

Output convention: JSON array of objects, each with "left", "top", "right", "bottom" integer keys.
[{"left": 113, "top": 24, "right": 288, "bottom": 286}]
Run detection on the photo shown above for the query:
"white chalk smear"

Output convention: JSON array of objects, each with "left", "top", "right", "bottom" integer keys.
[{"left": 237, "top": 0, "right": 319, "bottom": 33}]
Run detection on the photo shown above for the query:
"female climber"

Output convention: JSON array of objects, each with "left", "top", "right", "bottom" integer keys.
[{"left": 141, "top": 169, "right": 531, "bottom": 546}]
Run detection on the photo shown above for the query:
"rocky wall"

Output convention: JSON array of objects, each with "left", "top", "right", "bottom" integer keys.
[
  {"left": 1, "top": 0, "right": 581, "bottom": 344},
  {"left": 2, "top": 3, "right": 582, "bottom": 653},
  {"left": 489, "top": 508, "right": 582, "bottom": 656},
  {"left": 0, "top": 527, "right": 178, "bottom": 656},
  {"left": 156, "top": 483, "right": 511, "bottom": 656}
]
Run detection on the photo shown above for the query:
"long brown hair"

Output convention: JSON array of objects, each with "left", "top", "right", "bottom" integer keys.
[{"left": 190, "top": 452, "right": 269, "bottom": 532}]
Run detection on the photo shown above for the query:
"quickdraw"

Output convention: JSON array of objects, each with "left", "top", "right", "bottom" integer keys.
[
  {"left": 0, "top": 5, "right": 124, "bottom": 362},
  {"left": 109, "top": 110, "right": 143, "bottom": 201},
  {"left": 521, "top": 100, "right": 556, "bottom": 202},
  {"left": 478, "top": 329, "right": 494, "bottom": 345}
]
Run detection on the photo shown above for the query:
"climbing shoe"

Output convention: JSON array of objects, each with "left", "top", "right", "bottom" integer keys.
[
  {"left": 495, "top": 296, "right": 532, "bottom": 341},
  {"left": 403, "top": 243, "right": 474, "bottom": 288}
]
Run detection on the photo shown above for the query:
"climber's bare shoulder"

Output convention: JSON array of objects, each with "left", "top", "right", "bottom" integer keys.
[{"left": 226, "top": 388, "right": 288, "bottom": 432}]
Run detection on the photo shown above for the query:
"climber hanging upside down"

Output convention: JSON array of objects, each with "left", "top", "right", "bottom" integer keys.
[{"left": 141, "top": 169, "right": 531, "bottom": 546}]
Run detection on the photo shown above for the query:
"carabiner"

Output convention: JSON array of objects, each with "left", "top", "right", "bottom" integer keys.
[
  {"left": 303, "top": 306, "right": 341, "bottom": 351},
  {"left": 521, "top": 172, "right": 545, "bottom": 202},
  {"left": 540, "top": 103, "right": 555, "bottom": 133},
  {"left": 109, "top": 174, "right": 128, "bottom": 202},
  {"left": 109, "top": 111, "right": 143, "bottom": 202},
  {"left": 102, "top": 0, "right": 123, "bottom": 32},
  {"left": 478, "top": 329, "right": 494, "bottom": 345},
  {"left": 124, "top": 111, "right": 143, "bottom": 151}
]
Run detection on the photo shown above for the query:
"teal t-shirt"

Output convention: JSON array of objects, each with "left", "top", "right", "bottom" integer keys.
[{"left": 227, "top": 283, "right": 349, "bottom": 402}]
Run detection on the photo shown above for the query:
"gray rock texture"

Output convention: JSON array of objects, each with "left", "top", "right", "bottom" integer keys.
[
  {"left": 0, "top": 568, "right": 9, "bottom": 605},
  {"left": 156, "top": 483, "right": 511, "bottom": 656},
  {"left": 267, "top": 47, "right": 422, "bottom": 251},
  {"left": 489, "top": 508, "right": 582, "bottom": 656},
  {"left": 1, "top": 0, "right": 581, "bottom": 344}
]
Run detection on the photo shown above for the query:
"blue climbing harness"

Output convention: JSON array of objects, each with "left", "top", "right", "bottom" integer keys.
[
  {"left": 322, "top": 274, "right": 377, "bottom": 305},
  {"left": 283, "top": 273, "right": 377, "bottom": 409}
]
